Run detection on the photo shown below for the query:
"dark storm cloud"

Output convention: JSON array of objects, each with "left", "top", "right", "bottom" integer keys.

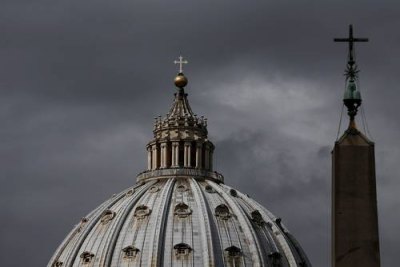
[{"left": 1, "top": 1, "right": 399, "bottom": 266}]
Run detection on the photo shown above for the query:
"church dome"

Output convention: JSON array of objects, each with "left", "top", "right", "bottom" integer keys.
[{"left": 48, "top": 66, "right": 311, "bottom": 267}]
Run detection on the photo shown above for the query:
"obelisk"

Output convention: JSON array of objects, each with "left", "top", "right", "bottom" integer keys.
[{"left": 332, "top": 25, "right": 380, "bottom": 267}]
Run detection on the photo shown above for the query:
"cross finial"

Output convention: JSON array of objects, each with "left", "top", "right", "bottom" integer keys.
[
  {"left": 334, "top": 25, "right": 368, "bottom": 79},
  {"left": 174, "top": 55, "right": 188, "bottom": 74},
  {"left": 334, "top": 25, "right": 369, "bottom": 124}
]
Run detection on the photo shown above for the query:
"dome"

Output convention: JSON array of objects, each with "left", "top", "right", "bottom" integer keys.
[{"left": 48, "top": 69, "right": 311, "bottom": 267}]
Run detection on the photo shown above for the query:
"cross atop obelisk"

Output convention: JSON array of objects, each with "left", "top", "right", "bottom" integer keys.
[
  {"left": 334, "top": 24, "right": 368, "bottom": 79},
  {"left": 174, "top": 55, "right": 188, "bottom": 74}
]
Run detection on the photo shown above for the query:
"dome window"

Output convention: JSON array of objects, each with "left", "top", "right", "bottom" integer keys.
[
  {"left": 52, "top": 260, "right": 63, "bottom": 267},
  {"left": 126, "top": 189, "right": 134, "bottom": 196},
  {"left": 205, "top": 185, "right": 215, "bottom": 193},
  {"left": 134, "top": 205, "right": 151, "bottom": 219},
  {"left": 268, "top": 251, "right": 282, "bottom": 266},
  {"left": 174, "top": 202, "right": 192, "bottom": 218},
  {"left": 251, "top": 210, "right": 266, "bottom": 226},
  {"left": 174, "top": 243, "right": 192, "bottom": 256},
  {"left": 225, "top": 245, "right": 242, "bottom": 257},
  {"left": 122, "top": 246, "right": 140, "bottom": 259},
  {"left": 229, "top": 189, "right": 238, "bottom": 197},
  {"left": 176, "top": 184, "right": 187, "bottom": 192},
  {"left": 77, "top": 217, "right": 88, "bottom": 233},
  {"left": 149, "top": 186, "right": 159, "bottom": 193},
  {"left": 215, "top": 204, "right": 231, "bottom": 220},
  {"left": 80, "top": 251, "right": 94, "bottom": 264},
  {"left": 100, "top": 210, "right": 116, "bottom": 225}
]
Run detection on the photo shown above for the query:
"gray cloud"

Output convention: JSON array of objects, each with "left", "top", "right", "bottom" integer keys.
[{"left": 1, "top": 1, "right": 399, "bottom": 266}]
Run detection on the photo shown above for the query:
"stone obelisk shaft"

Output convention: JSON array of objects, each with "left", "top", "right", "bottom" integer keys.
[{"left": 332, "top": 129, "right": 380, "bottom": 267}]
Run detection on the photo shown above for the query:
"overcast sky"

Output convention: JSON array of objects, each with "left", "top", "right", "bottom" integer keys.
[{"left": 1, "top": 1, "right": 399, "bottom": 266}]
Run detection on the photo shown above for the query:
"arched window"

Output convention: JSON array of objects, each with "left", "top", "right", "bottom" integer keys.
[
  {"left": 174, "top": 243, "right": 192, "bottom": 257},
  {"left": 77, "top": 217, "right": 88, "bottom": 233},
  {"left": 215, "top": 204, "right": 231, "bottom": 220},
  {"left": 268, "top": 252, "right": 282, "bottom": 266},
  {"left": 251, "top": 210, "right": 265, "bottom": 226},
  {"left": 225, "top": 246, "right": 242, "bottom": 266},
  {"left": 122, "top": 246, "right": 140, "bottom": 259},
  {"left": 205, "top": 185, "right": 215, "bottom": 193},
  {"left": 134, "top": 205, "right": 151, "bottom": 219},
  {"left": 230, "top": 189, "right": 238, "bottom": 197},
  {"left": 176, "top": 184, "right": 187, "bottom": 192},
  {"left": 100, "top": 210, "right": 116, "bottom": 225},
  {"left": 225, "top": 246, "right": 242, "bottom": 257},
  {"left": 149, "top": 186, "right": 159, "bottom": 193},
  {"left": 52, "top": 260, "right": 63, "bottom": 267},
  {"left": 125, "top": 189, "right": 134, "bottom": 196},
  {"left": 174, "top": 202, "right": 192, "bottom": 218},
  {"left": 80, "top": 251, "right": 94, "bottom": 264}
]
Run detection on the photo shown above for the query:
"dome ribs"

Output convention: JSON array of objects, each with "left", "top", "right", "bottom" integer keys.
[
  {"left": 168, "top": 179, "right": 196, "bottom": 265},
  {"left": 64, "top": 181, "right": 153, "bottom": 267},
  {"left": 61, "top": 185, "right": 138, "bottom": 267},
  {"left": 205, "top": 181, "right": 263, "bottom": 267},
  {"left": 189, "top": 178, "right": 216, "bottom": 266},
  {"left": 139, "top": 178, "right": 175, "bottom": 266},
  {"left": 97, "top": 180, "right": 158, "bottom": 266},
  {"left": 224, "top": 184, "right": 302, "bottom": 267}
]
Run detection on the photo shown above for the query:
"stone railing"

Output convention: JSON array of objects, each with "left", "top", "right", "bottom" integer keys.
[{"left": 136, "top": 168, "right": 224, "bottom": 183}]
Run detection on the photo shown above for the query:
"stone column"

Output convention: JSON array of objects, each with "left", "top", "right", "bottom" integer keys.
[
  {"left": 152, "top": 144, "right": 158, "bottom": 170},
  {"left": 160, "top": 143, "right": 167, "bottom": 168},
  {"left": 187, "top": 143, "right": 192, "bottom": 167},
  {"left": 204, "top": 143, "right": 210, "bottom": 170},
  {"left": 209, "top": 149, "right": 214, "bottom": 171},
  {"left": 175, "top": 142, "right": 180, "bottom": 167},
  {"left": 195, "top": 142, "right": 202, "bottom": 169},
  {"left": 172, "top": 142, "right": 179, "bottom": 167},
  {"left": 147, "top": 146, "right": 152, "bottom": 170},
  {"left": 184, "top": 142, "right": 191, "bottom": 167}
]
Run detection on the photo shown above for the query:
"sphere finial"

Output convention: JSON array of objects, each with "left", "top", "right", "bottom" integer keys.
[{"left": 174, "top": 73, "right": 188, "bottom": 88}]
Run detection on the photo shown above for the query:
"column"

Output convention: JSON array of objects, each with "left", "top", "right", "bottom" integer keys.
[
  {"left": 175, "top": 143, "right": 179, "bottom": 167},
  {"left": 152, "top": 144, "right": 158, "bottom": 170},
  {"left": 187, "top": 143, "right": 192, "bottom": 167},
  {"left": 209, "top": 149, "right": 213, "bottom": 171},
  {"left": 162, "top": 143, "right": 168, "bottom": 168},
  {"left": 172, "top": 142, "right": 179, "bottom": 167},
  {"left": 147, "top": 147, "right": 152, "bottom": 170},
  {"left": 204, "top": 143, "right": 210, "bottom": 170},
  {"left": 184, "top": 142, "right": 191, "bottom": 167},
  {"left": 159, "top": 143, "right": 165, "bottom": 168},
  {"left": 196, "top": 142, "right": 202, "bottom": 169}
]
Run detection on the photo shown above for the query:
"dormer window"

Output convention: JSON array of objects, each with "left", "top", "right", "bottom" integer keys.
[
  {"left": 122, "top": 246, "right": 140, "bottom": 259},
  {"left": 176, "top": 184, "right": 187, "bottom": 192},
  {"left": 52, "top": 260, "right": 63, "bottom": 267},
  {"left": 149, "top": 186, "right": 159, "bottom": 193},
  {"left": 134, "top": 205, "right": 151, "bottom": 219},
  {"left": 100, "top": 210, "right": 116, "bottom": 225},
  {"left": 174, "top": 203, "right": 192, "bottom": 218},
  {"left": 230, "top": 189, "right": 238, "bottom": 197},
  {"left": 174, "top": 243, "right": 192, "bottom": 257},
  {"left": 251, "top": 210, "right": 265, "bottom": 226},
  {"left": 225, "top": 246, "right": 242, "bottom": 257},
  {"left": 125, "top": 189, "right": 134, "bottom": 196},
  {"left": 215, "top": 204, "right": 231, "bottom": 220},
  {"left": 77, "top": 217, "right": 88, "bottom": 233},
  {"left": 80, "top": 251, "right": 94, "bottom": 264},
  {"left": 205, "top": 185, "right": 215, "bottom": 193},
  {"left": 269, "top": 252, "right": 282, "bottom": 266}
]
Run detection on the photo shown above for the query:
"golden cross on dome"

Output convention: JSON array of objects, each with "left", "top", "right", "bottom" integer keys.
[{"left": 174, "top": 55, "right": 188, "bottom": 73}]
